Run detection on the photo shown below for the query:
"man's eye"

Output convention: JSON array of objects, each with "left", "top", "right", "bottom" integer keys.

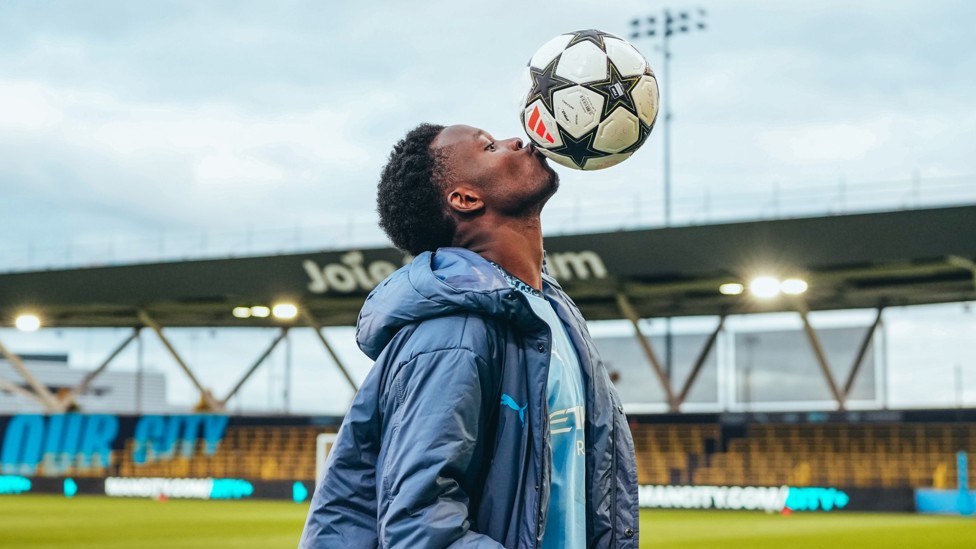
[{"left": 486, "top": 142, "right": 496, "bottom": 151}]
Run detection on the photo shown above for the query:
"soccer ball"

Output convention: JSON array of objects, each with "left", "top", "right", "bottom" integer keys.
[{"left": 518, "top": 29, "right": 659, "bottom": 171}]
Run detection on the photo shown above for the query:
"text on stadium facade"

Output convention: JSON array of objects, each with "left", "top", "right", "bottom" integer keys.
[
  {"left": 104, "top": 477, "right": 253, "bottom": 500},
  {"left": 0, "top": 414, "right": 228, "bottom": 475},
  {"left": 303, "top": 250, "right": 608, "bottom": 294},
  {"left": 638, "top": 485, "right": 850, "bottom": 513}
]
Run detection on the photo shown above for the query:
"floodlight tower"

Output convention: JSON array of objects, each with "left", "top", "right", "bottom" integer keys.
[
  {"left": 630, "top": 9, "right": 708, "bottom": 383},
  {"left": 630, "top": 8, "right": 707, "bottom": 226}
]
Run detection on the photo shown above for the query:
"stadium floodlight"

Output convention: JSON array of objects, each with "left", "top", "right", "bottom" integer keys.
[
  {"left": 15, "top": 314, "right": 41, "bottom": 332},
  {"left": 749, "top": 276, "right": 781, "bottom": 299},
  {"left": 719, "top": 282, "right": 744, "bottom": 295},
  {"left": 781, "top": 278, "right": 809, "bottom": 295},
  {"left": 272, "top": 303, "right": 298, "bottom": 320},
  {"left": 232, "top": 307, "right": 252, "bottom": 319},
  {"left": 250, "top": 306, "right": 271, "bottom": 318}
]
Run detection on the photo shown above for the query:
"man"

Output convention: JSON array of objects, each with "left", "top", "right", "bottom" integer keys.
[{"left": 300, "top": 123, "right": 639, "bottom": 548}]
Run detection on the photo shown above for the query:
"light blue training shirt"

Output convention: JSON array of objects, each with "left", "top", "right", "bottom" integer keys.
[{"left": 512, "top": 280, "right": 587, "bottom": 549}]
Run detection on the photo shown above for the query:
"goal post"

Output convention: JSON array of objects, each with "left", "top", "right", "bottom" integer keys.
[{"left": 315, "top": 433, "right": 339, "bottom": 485}]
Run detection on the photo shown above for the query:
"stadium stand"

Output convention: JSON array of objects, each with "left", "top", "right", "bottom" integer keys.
[
  {"left": 630, "top": 420, "right": 976, "bottom": 489},
  {"left": 115, "top": 425, "right": 328, "bottom": 481},
  {"left": 35, "top": 417, "right": 971, "bottom": 491}
]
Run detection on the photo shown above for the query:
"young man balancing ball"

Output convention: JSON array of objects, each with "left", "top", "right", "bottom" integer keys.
[{"left": 300, "top": 123, "right": 639, "bottom": 548}]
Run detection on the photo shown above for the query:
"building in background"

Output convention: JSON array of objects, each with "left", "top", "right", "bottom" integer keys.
[{"left": 0, "top": 354, "right": 169, "bottom": 414}]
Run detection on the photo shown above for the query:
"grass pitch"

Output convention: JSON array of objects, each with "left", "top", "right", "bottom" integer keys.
[
  {"left": 641, "top": 509, "right": 975, "bottom": 548},
  {"left": 2, "top": 495, "right": 974, "bottom": 548},
  {"left": 0, "top": 495, "right": 303, "bottom": 549}
]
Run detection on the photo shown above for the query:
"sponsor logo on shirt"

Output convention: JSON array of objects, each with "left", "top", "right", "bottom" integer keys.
[{"left": 550, "top": 405, "right": 585, "bottom": 456}]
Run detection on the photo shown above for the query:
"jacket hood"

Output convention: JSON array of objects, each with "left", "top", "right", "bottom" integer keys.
[{"left": 356, "top": 247, "right": 528, "bottom": 360}]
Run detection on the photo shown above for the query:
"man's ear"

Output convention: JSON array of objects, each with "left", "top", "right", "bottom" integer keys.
[{"left": 447, "top": 186, "right": 485, "bottom": 215}]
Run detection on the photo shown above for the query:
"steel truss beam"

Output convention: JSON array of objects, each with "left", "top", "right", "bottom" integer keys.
[
  {"left": 675, "top": 315, "right": 726, "bottom": 408},
  {"left": 797, "top": 303, "right": 845, "bottom": 407},
  {"left": 137, "top": 309, "right": 221, "bottom": 411},
  {"left": 58, "top": 328, "right": 141, "bottom": 412},
  {"left": 841, "top": 307, "right": 884, "bottom": 402},
  {"left": 796, "top": 302, "right": 884, "bottom": 410},
  {"left": 616, "top": 293, "right": 675, "bottom": 409},
  {"left": 0, "top": 337, "right": 60, "bottom": 411},
  {"left": 617, "top": 292, "right": 725, "bottom": 412},
  {"left": 615, "top": 294, "right": 728, "bottom": 412},
  {"left": 302, "top": 309, "right": 358, "bottom": 393},
  {"left": 0, "top": 375, "right": 46, "bottom": 404},
  {"left": 221, "top": 328, "right": 289, "bottom": 406}
]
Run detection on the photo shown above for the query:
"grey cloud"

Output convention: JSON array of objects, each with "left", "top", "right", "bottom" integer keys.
[{"left": 0, "top": 0, "right": 974, "bottom": 257}]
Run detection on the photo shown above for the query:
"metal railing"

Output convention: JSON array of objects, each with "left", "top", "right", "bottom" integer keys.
[{"left": 1, "top": 173, "right": 973, "bottom": 273}]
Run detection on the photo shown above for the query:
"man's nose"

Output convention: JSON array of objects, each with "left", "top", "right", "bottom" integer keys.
[{"left": 504, "top": 137, "right": 524, "bottom": 151}]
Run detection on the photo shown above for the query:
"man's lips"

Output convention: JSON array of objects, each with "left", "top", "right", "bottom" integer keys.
[
  {"left": 527, "top": 143, "right": 547, "bottom": 162},
  {"left": 520, "top": 142, "right": 553, "bottom": 175}
]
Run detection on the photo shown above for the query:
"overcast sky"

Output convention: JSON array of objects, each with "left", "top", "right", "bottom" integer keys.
[
  {"left": 1, "top": 0, "right": 974, "bottom": 263},
  {"left": 0, "top": 1, "right": 974, "bottom": 414}
]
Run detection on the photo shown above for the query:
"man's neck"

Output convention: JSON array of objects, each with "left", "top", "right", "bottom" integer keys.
[{"left": 454, "top": 216, "right": 544, "bottom": 291}]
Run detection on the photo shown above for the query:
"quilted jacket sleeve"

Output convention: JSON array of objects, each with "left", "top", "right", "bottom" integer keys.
[
  {"left": 376, "top": 347, "right": 504, "bottom": 548},
  {"left": 299, "top": 358, "right": 383, "bottom": 548}
]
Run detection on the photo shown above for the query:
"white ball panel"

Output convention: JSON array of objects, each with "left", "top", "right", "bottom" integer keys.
[
  {"left": 604, "top": 37, "right": 647, "bottom": 77},
  {"left": 555, "top": 41, "right": 608, "bottom": 83},
  {"left": 521, "top": 100, "right": 563, "bottom": 148},
  {"left": 529, "top": 33, "right": 573, "bottom": 68},
  {"left": 593, "top": 107, "right": 640, "bottom": 153},
  {"left": 583, "top": 152, "right": 633, "bottom": 171},
  {"left": 552, "top": 85, "right": 604, "bottom": 139},
  {"left": 633, "top": 75, "right": 660, "bottom": 126},
  {"left": 540, "top": 148, "right": 581, "bottom": 170}
]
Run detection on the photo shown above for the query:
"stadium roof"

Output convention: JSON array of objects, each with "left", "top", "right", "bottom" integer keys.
[{"left": 1, "top": 205, "right": 974, "bottom": 328}]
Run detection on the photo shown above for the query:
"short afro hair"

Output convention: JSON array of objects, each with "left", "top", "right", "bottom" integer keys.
[{"left": 377, "top": 123, "right": 457, "bottom": 255}]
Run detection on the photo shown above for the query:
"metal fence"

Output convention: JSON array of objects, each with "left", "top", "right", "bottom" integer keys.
[{"left": 2, "top": 174, "right": 973, "bottom": 273}]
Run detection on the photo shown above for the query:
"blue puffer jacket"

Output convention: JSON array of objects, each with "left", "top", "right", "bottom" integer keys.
[{"left": 300, "top": 248, "right": 639, "bottom": 548}]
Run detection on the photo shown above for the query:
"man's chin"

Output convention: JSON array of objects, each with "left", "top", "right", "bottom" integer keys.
[
  {"left": 535, "top": 152, "right": 558, "bottom": 184},
  {"left": 545, "top": 165, "right": 560, "bottom": 193},
  {"left": 533, "top": 169, "right": 559, "bottom": 210}
]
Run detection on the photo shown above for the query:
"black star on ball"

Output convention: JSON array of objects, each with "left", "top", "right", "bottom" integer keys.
[
  {"left": 590, "top": 60, "right": 643, "bottom": 118},
  {"left": 566, "top": 29, "right": 616, "bottom": 52},
  {"left": 524, "top": 55, "right": 575, "bottom": 114},
  {"left": 549, "top": 126, "right": 604, "bottom": 168}
]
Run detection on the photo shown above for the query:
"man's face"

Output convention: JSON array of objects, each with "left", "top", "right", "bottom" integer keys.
[{"left": 432, "top": 124, "right": 559, "bottom": 216}]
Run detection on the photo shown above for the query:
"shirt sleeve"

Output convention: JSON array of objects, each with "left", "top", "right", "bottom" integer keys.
[{"left": 377, "top": 347, "right": 504, "bottom": 549}]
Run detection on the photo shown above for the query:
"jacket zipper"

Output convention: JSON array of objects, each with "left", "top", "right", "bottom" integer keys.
[
  {"left": 609, "top": 397, "right": 618, "bottom": 545},
  {"left": 535, "top": 327, "right": 552, "bottom": 549}
]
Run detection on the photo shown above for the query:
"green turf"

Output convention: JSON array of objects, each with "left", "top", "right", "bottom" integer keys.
[
  {"left": 2, "top": 495, "right": 974, "bottom": 548},
  {"left": 0, "top": 495, "right": 306, "bottom": 549},
  {"left": 641, "top": 509, "right": 976, "bottom": 548}
]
